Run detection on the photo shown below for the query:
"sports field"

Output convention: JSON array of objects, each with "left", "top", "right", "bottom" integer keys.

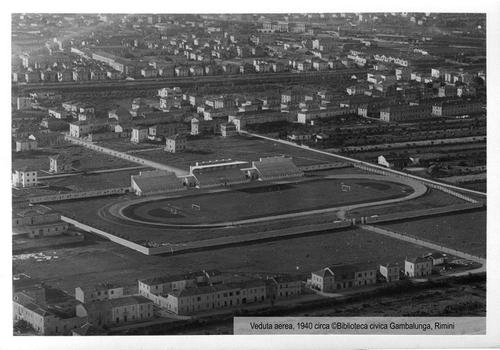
[{"left": 121, "top": 177, "right": 414, "bottom": 225}]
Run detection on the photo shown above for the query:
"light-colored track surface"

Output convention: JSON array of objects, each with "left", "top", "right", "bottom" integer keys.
[{"left": 108, "top": 174, "right": 427, "bottom": 228}]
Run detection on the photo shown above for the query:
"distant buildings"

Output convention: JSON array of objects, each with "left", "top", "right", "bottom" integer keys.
[
  {"left": 12, "top": 205, "right": 69, "bottom": 238},
  {"left": 379, "top": 104, "right": 432, "bottom": 122},
  {"left": 164, "top": 134, "right": 187, "bottom": 153}
]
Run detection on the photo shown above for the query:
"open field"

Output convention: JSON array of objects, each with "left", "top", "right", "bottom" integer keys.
[
  {"left": 96, "top": 138, "right": 165, "bottom": 152},
  {"left": 42, "top": 169, "right": 138, "bottom": 191},
  {"left": 378, "top": 210, "right": 486, "bottom": 258},
  {"left": 12, "top": 144, "right": 136, "bottom": 172},
  {"left": 123, "top": 178, "right": 413, "bottom": 225},
  {"left": 12, "top": 228, "right": 429, "bottom": 294},
  {"left": 134, "top": 134, "right": 343, "bottom": 171}
]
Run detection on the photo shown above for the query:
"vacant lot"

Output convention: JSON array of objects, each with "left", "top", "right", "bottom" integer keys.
[
  {"left": 124, "top": 178, "right": 413, "bottom": 225},
  {"left": 379, "top": 210, "right": 486, "bottom": 258},
  {"left": 12, "top": 144, "right": 136, "bottom": 172},
  {"left": 42, "top": 169, "right": 141, "bottom": 191},
  {"left": 135, "top": 134, "right": 343, "bottom": 171},
  {"left": 12, "top": 228, "right": 428, "bottom": 294}
]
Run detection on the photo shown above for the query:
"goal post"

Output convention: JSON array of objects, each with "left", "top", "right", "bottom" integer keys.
[{"left": 192, "top": 203, "right": 201, "bottom": 211}]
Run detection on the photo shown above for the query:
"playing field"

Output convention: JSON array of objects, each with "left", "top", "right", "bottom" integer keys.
[{"left": 121, "top": 177, "right": 414, "bottom": 225}]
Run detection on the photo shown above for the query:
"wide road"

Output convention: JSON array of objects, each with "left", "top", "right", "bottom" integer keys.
[{"left": 109, "top": 174, "right": 427, "bottom": 228}]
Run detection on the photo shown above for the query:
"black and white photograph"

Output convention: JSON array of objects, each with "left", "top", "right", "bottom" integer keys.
[{"left": 3, "top": 2, "right": 500, "bottom": 349}]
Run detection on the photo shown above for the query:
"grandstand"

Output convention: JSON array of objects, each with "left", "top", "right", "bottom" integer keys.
[
  {"left": 189, "top": 159, "right": 250, "bottom": 188},
  {"left": 131, "top": 170, "right": 186, "bottom": 196},
  {"left": 251, "top": 156, "right": 304, "bottom": 181}
]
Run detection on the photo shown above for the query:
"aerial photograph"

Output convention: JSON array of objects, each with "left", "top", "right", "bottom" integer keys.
[{"left": 11, "top": 12, "right": 487, "bottom": 336}]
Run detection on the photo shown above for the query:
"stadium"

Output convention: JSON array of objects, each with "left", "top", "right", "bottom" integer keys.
[{"left": 107, "top": 156, "right": 427, "bottom": 229}]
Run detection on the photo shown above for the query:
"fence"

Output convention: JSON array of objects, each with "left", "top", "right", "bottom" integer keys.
[
  {"left": 359, "top": 224, "right": 485, "bottom": 265},
  {"left": 299, "top": 162, "right": 352, "bottom": 172},
  {"left": 353, "top": 163, "right": 479, "bottom": 203},
  {"left": 64, "top": 135, "right": 188, "bottom": 176},
  {"left": 362, "top": 202, "right": 485, "bottom": 224},
  {"left": 61, "top": 216, "right": 150, "bottom": 255}
]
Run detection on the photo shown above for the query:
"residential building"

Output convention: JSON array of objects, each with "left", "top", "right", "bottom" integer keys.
[
  {"left": 380, "top": 104, "right": 432, "bottom": 122},
  {"left": 379, "top": 263, "right": 400, "bottom": 282},
  {"left": 297, "top": 106, "right": 354, "bottom": 124},
  {"left": 309, "top": 264, "right": 377, "bottom": 292},
  {"left": 220, "top": 123, "right": 237, "bottom": 137},
  {"left": 405, "top": 257, "right": 433, "bottom": 278},
  {"left": 75, "top": 296, "right": 154, "bottom": 328},
  {"left": 267, "top": 276, "right": 302, "bottom": 300},
  {"left": 13, "top": 293, "right": 86, "bottom": 335},
  {"left": 75, "top": 284, "right": 125, "bottom": 303},
  {"left": 431, "top": 100, "right": 483, "bottom": 117},
  {"left": 423, "top": 252, "right": 446, "bottom": 266},
  {"left": 49, "top": 154, "right": 74, "bottom": 173},
  {"left": 165, "top": 134, "right": 187, "bottom": 153},
  {"left": 130, "top": 128, "right": 149, "bottom": 143},
  {"left": 15, "top": 139, "right": 38, "bottom": 152},
  {"left": 12, "top": 168, "right": 38, "bottom": 188}
]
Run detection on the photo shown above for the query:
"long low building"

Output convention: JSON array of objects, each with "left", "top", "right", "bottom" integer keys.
[
  {"left": 309, "top": 263, "right": 378, "bottom": 292},
  {"left": 379, "top": 103, "right": 432, "bottom": 122},
  {"left": 76, "top": 296, "right": 154, "bottom": 328},
  {"left": 297, "top": 106, "right": 355, "bottom": 124},
  {"left": 228, "top": 111, "right": 296, "bottom": 131},
  {"left": 131, "top": 170, "right": 186, "bottom": 196}
]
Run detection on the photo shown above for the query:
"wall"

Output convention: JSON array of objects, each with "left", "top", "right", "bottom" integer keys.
[{"left": 29, "top": 187, "right": 131, "bottom": 204}]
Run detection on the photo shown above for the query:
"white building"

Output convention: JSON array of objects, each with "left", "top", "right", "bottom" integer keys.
[{"left": 12, "top": 168, "right": 38, "bottom": 188}]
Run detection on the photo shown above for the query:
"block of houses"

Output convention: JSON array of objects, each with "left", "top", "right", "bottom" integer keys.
[
  {"left": 13, "top": 286, "right": 87, "bottom": 335},
  {"left": 76, "top": 296, "right": 154, "bottom": 328},
  {"left": 130, "top": 127, "right": 149, "bottom": 143},
  {"left": 49, "top": 154, "right": 76, "bottom": 173},
  {"left": 405, "top": 257, "right": 433, "bottom": 278},
  {"left": 423, "top": 252, "right": 446, "bottom": 266},
  {"left": 147, "top": 279, "right": 267, "bottom": 315},
  {"left": 75, "top": 284, "right": 125, "bottom": 303},
  {"left": 191, "top": 118, "right": 220, "bottom": 135},
  {"left": 12, "top": 205, "right": 69, "bottom": 238},
  {"left": 379, "top": 263, "right": 400, "bottom": 282},
  {"left": 266, "top": 276, "right": 302, "bottom": 300},
  {"left": 309, "top": 264, "right": 377, "bottom": 292},
  {"left": 220, "top": 123, "right": 237, "bottom": 137},
  {"left": 138, "top": 270, "right": 223, "bottom": 300},
  {"left": 15, "top": 138, "right": 38, "bottom": 152},
  {"left": 165, "top": 134, "right": 187, "bottom": 153}
]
